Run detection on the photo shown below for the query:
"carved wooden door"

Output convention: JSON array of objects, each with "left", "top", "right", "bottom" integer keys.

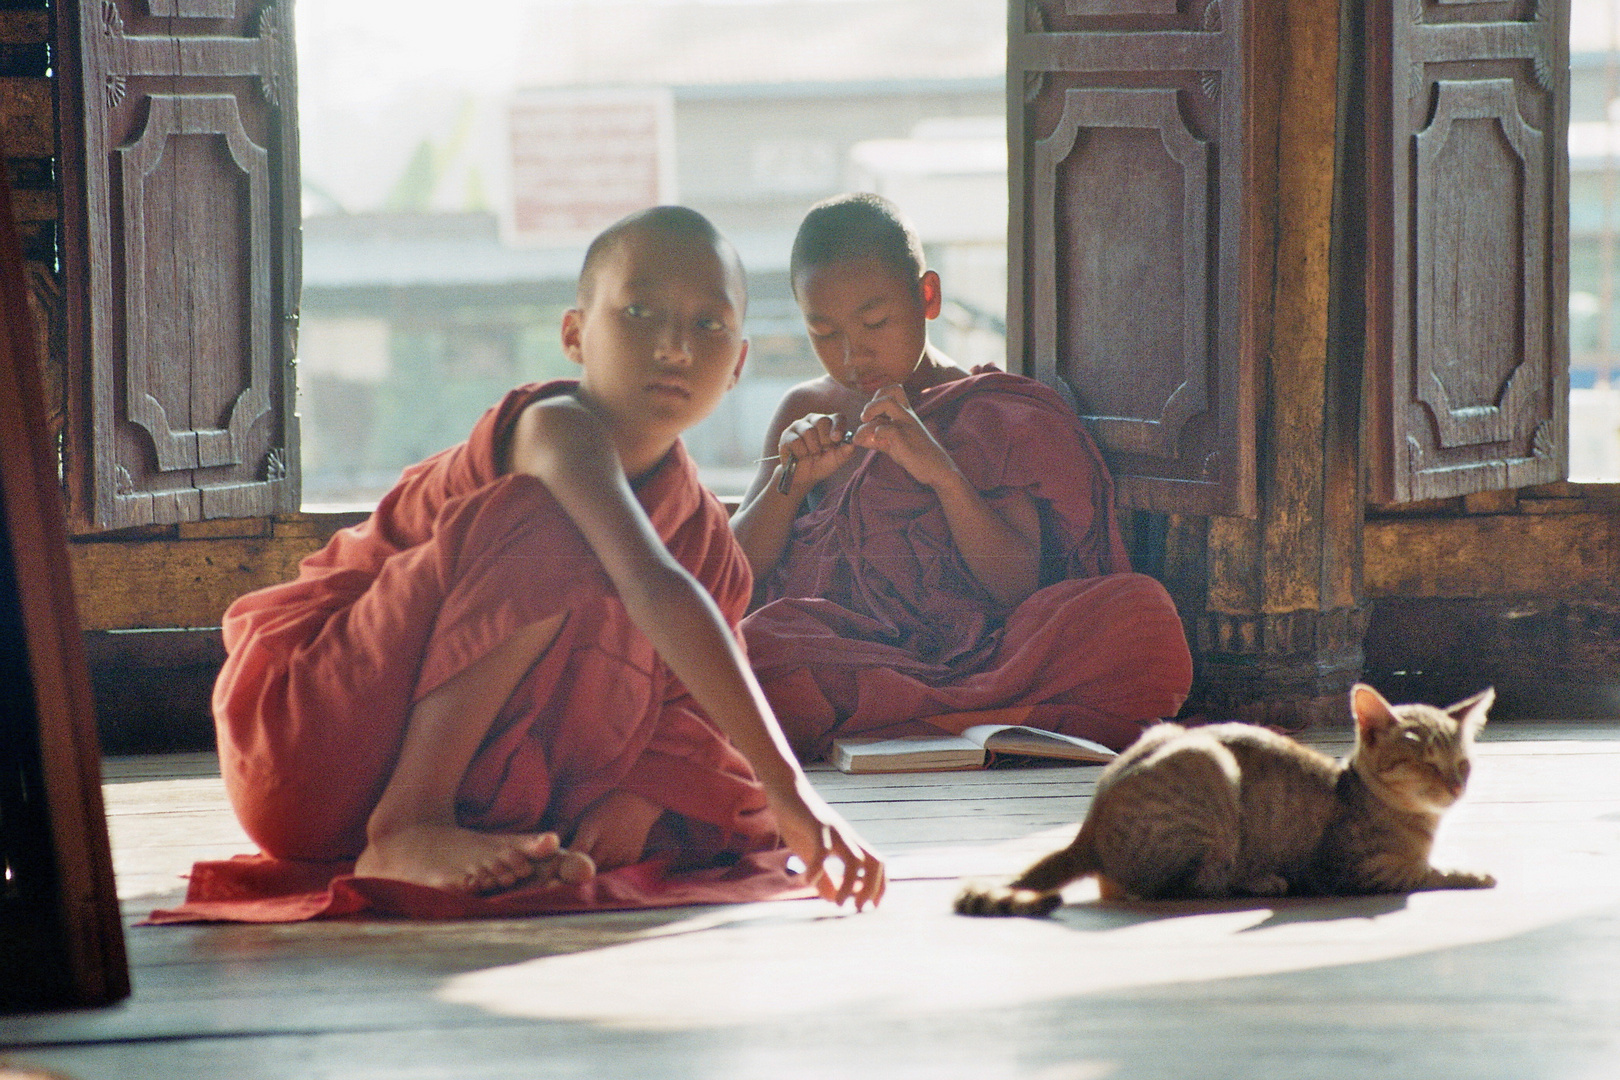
[
  {"left": 1008, "top": 0, "right": 1263, "bottom": 517},
  {"left": 62, "top": 0, "right": 299, "bottom": 531},
  {"left": 1365, "top": 0, "right": 1569, "bottom": 503}
]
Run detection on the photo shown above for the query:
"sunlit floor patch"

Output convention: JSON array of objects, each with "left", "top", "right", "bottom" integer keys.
[{"left": 439, "top": 749, "right": 1620, "bottom": 1031}]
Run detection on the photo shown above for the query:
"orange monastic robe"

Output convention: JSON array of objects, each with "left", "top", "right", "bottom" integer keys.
[
  {"left": 742, "top": 369, "right": 1194, "bottom": 761},
  {"left": 213, "top": 381, "right": 777, "bottom": 869}
]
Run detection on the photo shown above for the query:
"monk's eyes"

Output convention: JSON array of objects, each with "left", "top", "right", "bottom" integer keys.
[
  {"left": 862, "top": 318, "right": 889, "bottom": 332},
  {"left": 624, "top": 304, "right": 651, "bottom": 319}
]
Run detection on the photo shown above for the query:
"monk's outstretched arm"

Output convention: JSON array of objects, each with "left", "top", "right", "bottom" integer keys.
[
  {"left": 509, "top": 398, "right": 885, "bottom": 909},
  {"left": 857, "top": 385, "right": 1042, "bottom": 608}
]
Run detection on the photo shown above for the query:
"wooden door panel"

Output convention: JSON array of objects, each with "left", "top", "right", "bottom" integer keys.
[
  {"left": 1366, "top": 0, "right": 1568, "bottom": 503},
  {"left": 121, "top": 96, "right": 270, "bottom": 472},
  {"left": 66, "top": 0, "right": 298, "bottom": 531},
  {"left": 1010, "top": 0, "right": 1260, "bottom": 517},
  {"left": 1033, "top": 87, "right": 1209, "bottom": 461}
]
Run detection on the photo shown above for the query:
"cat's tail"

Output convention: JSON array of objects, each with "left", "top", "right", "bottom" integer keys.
[{"left": 954, "top": 818, "right": 1100, "bottom": 918}]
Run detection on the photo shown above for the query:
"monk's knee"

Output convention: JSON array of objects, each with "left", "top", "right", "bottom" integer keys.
[{"left": 225, "top": 769, "right": 374, "bottom": 862}]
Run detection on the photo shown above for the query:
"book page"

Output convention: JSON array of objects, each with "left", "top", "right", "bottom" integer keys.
[{"left": 964, "top": 725, "right": 1116, "bottom": 762}]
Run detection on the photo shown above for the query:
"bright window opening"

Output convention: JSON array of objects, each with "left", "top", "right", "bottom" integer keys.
[{"left": 294, "top": 0, "right": 1010, "bottom": 509}]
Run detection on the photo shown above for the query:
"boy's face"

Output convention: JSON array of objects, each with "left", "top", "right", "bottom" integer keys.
[
  {"left": 563, "top": 228, "right": 748, "bottom": 434},
  {"left": 793, "top": 255, "right": 941, "bottom": 396}
]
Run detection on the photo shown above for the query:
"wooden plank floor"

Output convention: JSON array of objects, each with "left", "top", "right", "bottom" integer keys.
[{"left": 4, "top": 720, "right": 1620, "bottom": 1079}]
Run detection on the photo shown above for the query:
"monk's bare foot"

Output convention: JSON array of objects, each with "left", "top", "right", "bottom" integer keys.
[{"left": 355, "top": 824, "right": 570, "bottom": 894}]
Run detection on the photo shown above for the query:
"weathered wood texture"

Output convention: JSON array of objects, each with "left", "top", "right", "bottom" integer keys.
[
  {"left": 57, "top": 0, "right": 302, "bottom": 531},
  {"left": 66, "top": 512, "right": 366, "bottom": 633},
  {"left": 1008, "top": 0, "right": 1267, "bottom": 517},
  {"left": 0, "top": 165, "right": 128, "bottom": 1011},
  {"left": 5, "top": 722, "right": 1620, "bottom": 1077},
  {"left": 1142, "top": 0, "right": 1364, "bottom": 722},
  {"left": 1363, "top": 483, "right": 1620, "bottom": 716},
  {"left": 1364, "top": 0, "right": 1570, "bottom": 503}
]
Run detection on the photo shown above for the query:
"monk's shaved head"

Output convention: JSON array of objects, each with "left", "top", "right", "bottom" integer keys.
[
  {"left": 576, "top": 205, "right": 746, "bottom": 310},
  {"left": 790, "top": 192, "right": 926, "bottom": 298}
]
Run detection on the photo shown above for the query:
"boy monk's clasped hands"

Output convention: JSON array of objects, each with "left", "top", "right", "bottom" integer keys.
[{"left": 213, "top": 206, "right": 884, "bottom": 912}]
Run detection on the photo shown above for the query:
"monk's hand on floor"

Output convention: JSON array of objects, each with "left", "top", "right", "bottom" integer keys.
[
  {"left": 770, "top": 775, "right": 886, "bottom": 911},
  {"left": 853, "top": 385, "right": 957, "bottom": 490},
  {"left": 569, "top": 789, "right": 663, "bottom": 871}
]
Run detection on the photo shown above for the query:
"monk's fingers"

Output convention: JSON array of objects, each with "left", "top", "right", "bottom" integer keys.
[
  {"left": 861, "top": 854, "right": 887, "bottom": 913},
  {"left": 850, "top": 417, "right": 893, "bottom": 452},
  {"left": 793, "top": 829, "right": 831, "bottom": 893},
  {"left": 818, "top": 828, "right": 885, "bottom": 910},
  {"left": 784, "top": 414, "right": 846, "bottom": 458},
  {"left": 864, "top": 383, "right": 911, "bottom": 412}
]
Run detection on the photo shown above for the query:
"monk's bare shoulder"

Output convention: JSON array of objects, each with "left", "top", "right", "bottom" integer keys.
[
  {"left": 769, "top": 376, "right": 864, "bottom": 436},
  {"left": 504, "top": 391, "right": 609, "bottom": 477}
]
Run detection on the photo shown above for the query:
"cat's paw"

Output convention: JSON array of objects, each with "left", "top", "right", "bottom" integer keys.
[
  {"left": 1450, "top": 870, "right": 1496, "bottom": 889},
  {"left": 954, "top": 882, "right": 1063, "bottom": 918},
  {"left": 1424, "top": 867, "right": 1496, "bottom": 890}
]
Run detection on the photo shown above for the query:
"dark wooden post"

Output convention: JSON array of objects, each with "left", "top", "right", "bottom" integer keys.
[
  {"left": 1171, "top": 0, "right": 1367, "bottom": 726},
  {"left": 0, "top": 157, "right": 129, "bottom": 1012}
]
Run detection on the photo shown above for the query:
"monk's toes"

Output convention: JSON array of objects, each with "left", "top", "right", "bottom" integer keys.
[{"left": 557, "top": 850, "right": 595, "bottom": 885}]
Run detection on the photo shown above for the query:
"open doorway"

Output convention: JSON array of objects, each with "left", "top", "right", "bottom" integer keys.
[{"left": 293, "top": 0, "right": 1011, "bottom": 508}]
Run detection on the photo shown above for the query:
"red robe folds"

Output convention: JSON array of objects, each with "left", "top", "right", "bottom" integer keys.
[
  {"left": 156, "top": 382, "right": 801, "bottom": 923},
  {"left": 742, "top": 369, "right": 1193, "bottom": 761}
]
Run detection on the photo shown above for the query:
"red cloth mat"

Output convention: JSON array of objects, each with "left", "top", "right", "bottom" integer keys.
[{"left": 143, "top": 849, "right": 814, "bottom": 924}]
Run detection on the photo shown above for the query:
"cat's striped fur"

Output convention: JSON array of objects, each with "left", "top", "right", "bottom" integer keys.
[{"left": 955, "top": 684, "right": 1496, "bottom": 916}]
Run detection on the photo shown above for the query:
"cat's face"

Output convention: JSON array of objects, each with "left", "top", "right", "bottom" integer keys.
[{"left": 1351, "top": 684, "right": 1493, "bottom": 814}]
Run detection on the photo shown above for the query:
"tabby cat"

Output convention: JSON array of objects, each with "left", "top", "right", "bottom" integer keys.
[{"left": 955, "top": 683, "right": 1496, "bottom": 917}]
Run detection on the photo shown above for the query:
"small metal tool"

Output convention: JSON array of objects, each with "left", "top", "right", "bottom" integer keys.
[{"left": 768, "top": 429, "right": 852, "bottom": 495}]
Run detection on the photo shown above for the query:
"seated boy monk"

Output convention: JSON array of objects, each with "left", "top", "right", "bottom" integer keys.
[
  {"left": 213, "top": 205, "right": 883, "bottom": 909},
  {"left": 731, "top": 193, "right": 1194, "bottom": 762}
]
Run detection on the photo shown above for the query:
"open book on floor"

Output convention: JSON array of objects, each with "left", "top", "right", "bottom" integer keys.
[{"left": 831, "top": 725, "right": 1118, "bottom": 774}]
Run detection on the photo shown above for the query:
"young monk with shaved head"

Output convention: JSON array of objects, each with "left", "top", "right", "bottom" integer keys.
[
  {"left": 732, "top": 193, "right": 1193, "bottom": 762},
  {"left": 214, "top": 206, "right": 884, "bottom": 909}
]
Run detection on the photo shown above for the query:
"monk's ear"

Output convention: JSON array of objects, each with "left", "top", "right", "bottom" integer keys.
[
  {"left": 729, "top": 338, "right": 749, "bottom": 390},
  {"left": 918, "top": 270, "right": 943, "bottom": 320},
  {"left": 1351, "top": 683, "right": 1398, "bottom": 744},
  {"left": 561, "top": 309, "right": 585, "bottom": 367}
]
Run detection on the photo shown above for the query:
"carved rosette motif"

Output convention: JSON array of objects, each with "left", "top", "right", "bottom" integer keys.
[
  {"left": 96, "top": 0, "right": 287, "bottom": 115},
  {"left": 1532, "top": 420, "right": 1554, "bottom": 458}
]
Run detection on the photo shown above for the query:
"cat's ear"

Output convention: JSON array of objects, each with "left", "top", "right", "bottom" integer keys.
[
  {"left": 1351, "top": 683, "right": 1399, "bottom": 742},
  {"left": 1445, "top": 686, "right": 1495, "bottom": 738}
]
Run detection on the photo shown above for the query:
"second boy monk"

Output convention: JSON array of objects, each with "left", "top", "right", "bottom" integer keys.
[
  {"left": 213, "top": 206, "right": 884, "bottom": 909},
  {"left": 731, "top": 193, "right": 1193, "bottom": 762}
]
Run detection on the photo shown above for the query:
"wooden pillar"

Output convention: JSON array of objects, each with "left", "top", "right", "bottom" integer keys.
[{"left": 1169, "top": 0, "right": 1367, "bottom": 726}]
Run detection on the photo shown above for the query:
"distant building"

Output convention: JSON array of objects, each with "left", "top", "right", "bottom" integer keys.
[{"left": 299, "top": 75, "right": 1006, "bottom": 505}]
